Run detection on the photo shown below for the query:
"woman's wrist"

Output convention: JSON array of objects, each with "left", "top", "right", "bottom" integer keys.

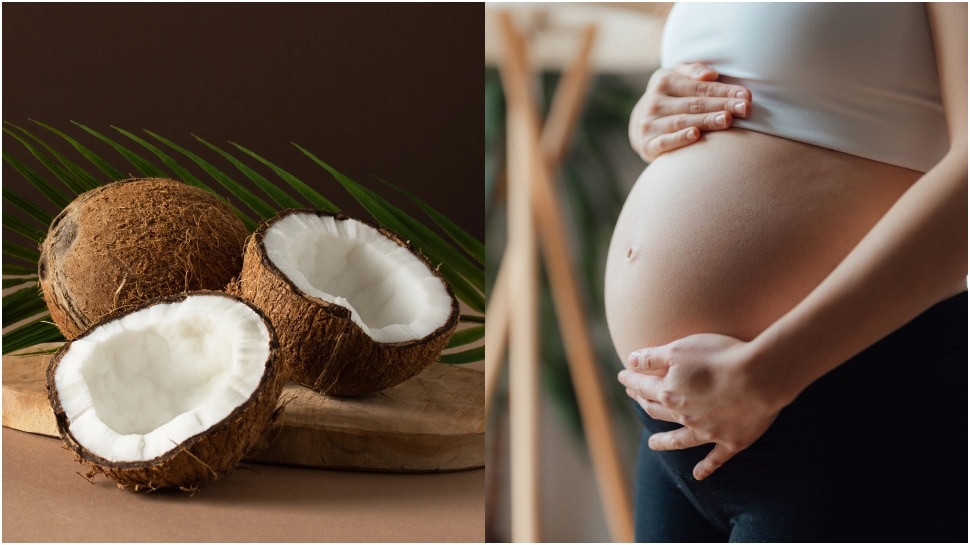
[{"left": 740, "top": 328, "right": 814, "bottom": 413}]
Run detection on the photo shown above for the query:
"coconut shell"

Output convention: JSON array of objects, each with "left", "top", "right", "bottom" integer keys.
[
  {"left": 46, "top": 291, "right": 283, "bottom": 492},
  {"left": 236, "top": 210, "right": 460, "bottom": 397},
  {"left": 38, "top": 178, "right": 249, "bottom": 340}
]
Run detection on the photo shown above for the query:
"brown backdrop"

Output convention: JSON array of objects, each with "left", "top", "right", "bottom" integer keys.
[{"left": 2, "top": 3, "right": 484, "bottom": 242}]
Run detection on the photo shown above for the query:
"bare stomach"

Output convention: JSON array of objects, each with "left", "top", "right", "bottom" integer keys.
[{"left": 604, "top": 129, "right": 922, "bottom": 362}]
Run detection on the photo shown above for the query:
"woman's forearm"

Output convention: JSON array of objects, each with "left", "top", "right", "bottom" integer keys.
[
  {"left": 750, "top": 3, "right": 968, "bottom": 406},
  {"left": 748, "top": 150, "right": 968, "bottom": 406}
]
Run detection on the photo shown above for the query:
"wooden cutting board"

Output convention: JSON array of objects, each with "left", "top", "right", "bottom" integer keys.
[{"left": 2, "top": 343, "right": 484, "bottom": 472}]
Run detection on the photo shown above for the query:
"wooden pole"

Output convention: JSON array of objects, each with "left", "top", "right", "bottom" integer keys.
[
  {"left": 526, "top": 26, "right": 635, "bottom": 543},
  {"left": 483, "top": 253, "right": 508, "bottom": 418},
  {"left": 496, "top": 11, "right": 542, "bottom": 543},
  {"left": 484, "top": 25, "right": 599, "bottom": 424},
  {"left": 492, "top": 11, "right": 635, "bottom": 543}
]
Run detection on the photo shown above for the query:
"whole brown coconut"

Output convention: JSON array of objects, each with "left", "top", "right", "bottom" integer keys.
[
  {"left": 38, "top": 178, "right": 249, "bottom": 339},
  {"left": 47, "top": 291, "right": 282, "bottom": 492},
  {"left": 236, "top": 210, "right": 459, "bottom": 397}
]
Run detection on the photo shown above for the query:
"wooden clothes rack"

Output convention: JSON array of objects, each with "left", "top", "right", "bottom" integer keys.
[{"left": 485, "top": 11, "right": 634, "bottom": 543}]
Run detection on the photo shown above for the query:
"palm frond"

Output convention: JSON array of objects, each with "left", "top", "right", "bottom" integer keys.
[
  {"left": 2, "top": 122, "right": 484, "bottom": 362},
  {"left": 2, "top": 287, "right": 49, "bottom": 328},
  {"left": 193, "top": 136, "right": 303, "bottom": 211},
  {"left": 71, "top": 122, "right": 170, "bottom": 178},
  {"left": 3, "top": 150, "right": 72, "bottom": 209},
  {"left": 377, "top": 176, "right": 486, "bottom": 266},
  {"left": 31, "top": 120, "right": 125, "bottom": 180},
  {"left": 437, "top": 345, "right": 486, "bottom": 364},
  {"left": 3, "top": 122, "right": 101, "bottom": 194},
  {"left": 145, "top": 130, "right": 277, "bottom": 221},
  {"left": 228, "top": 142, "right": 339, "bottom": 212},
  {"left": 1, "top": 318, "right": 62, "bottom": 355}
]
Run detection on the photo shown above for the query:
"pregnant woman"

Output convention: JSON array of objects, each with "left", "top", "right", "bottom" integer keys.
[{"left": 604, "top": 3, "right": 966, "bottom": 541}]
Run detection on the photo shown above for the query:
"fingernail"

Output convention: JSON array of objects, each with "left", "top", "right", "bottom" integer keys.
[
  {"left": 714, "top": 113, "right": 727, "bottom": 127},
  {"left": 733, "top": 102, "right": 747, "bottom": 116},
  {"left": 627, "top": 352, "right": 641, "bottom": 368},
  {"left": 735, "top": 90, "right": 748, "bottom": 99}
]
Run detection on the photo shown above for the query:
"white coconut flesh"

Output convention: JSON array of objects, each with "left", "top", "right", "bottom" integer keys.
[
  {"left": 263, "top": 213, "right": 453, "bottom": 344},
  {"left": 53, "top": 295, "right": 271, "bottom": 463}
]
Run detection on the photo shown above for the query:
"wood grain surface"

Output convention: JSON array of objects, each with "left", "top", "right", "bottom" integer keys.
[{"left": 2, "top": 343, "right": 484, "bottom": 472}]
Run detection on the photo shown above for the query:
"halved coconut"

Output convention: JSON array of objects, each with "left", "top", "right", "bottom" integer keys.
[
  {"left": 39, "top": 178, "right": 249, "bottom": 340},
  {"left": 47, "top": 291, "right": 282, "bottom": 491},
  {"left": 236, "top": 210, "right": 459, "bottom": 397}
]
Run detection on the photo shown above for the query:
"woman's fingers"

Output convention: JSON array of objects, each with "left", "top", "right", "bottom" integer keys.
[
  {"left": 618, "top": 370, "right": 662, "bottom": 400},
  {"left": 628, "top": 347, "right": 670, "bottom": 371},
  {"left": 647, "top": 430, "right": 740, "bottom": 480},
  {"left": 644, "top": 95, "right": 750, "bottom": 118},
  {"left": 638, "top": 127, "right": 699, "bottom": 160},
  {"left": 659, "top": 65, "right": 752, "bottom": 100},
  {"left": 648, "top": 427, "right": 707, "bottom": 452},
  {"left": 640, "top": 110, "right": 736, "bottom": 134},
  {"left": 627, "top": 389, "right": 681, "bottom": 423},
  {"left": 693, "top": 444, "right": 738, "bottom": 481},
  {"left": 672, "top": 62, "right": 720, "bottom": 81}
]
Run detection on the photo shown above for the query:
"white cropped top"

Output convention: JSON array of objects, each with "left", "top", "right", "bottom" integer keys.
[{"left": 661, "top": 2, "right": 949, "bottom": 172}]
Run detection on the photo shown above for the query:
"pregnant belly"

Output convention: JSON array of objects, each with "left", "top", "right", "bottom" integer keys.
[{"left": 604, "top": 129, "right": 920, "bottom": 362}]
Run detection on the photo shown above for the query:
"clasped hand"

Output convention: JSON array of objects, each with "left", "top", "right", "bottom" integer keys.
[{"left": 617, "top": 334, "right": 783, "bottom": 481}]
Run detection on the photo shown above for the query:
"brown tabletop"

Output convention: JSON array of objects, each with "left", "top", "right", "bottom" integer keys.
[{"left": 2, "top": 427, "right": 484, "bottom": 542}]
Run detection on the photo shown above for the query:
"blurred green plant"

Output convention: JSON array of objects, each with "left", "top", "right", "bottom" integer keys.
[{"left": 2, "top": 120, "right": 485, "bottom": 358}]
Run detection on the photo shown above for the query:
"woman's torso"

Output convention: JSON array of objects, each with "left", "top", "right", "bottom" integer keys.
[{"left": 604, "top": 3, "right": 951, "bottom": 360}]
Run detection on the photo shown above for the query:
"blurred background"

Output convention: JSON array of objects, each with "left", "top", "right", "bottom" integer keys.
[{"left": 484, "top": 3, "right": 671, "bottom": 542}]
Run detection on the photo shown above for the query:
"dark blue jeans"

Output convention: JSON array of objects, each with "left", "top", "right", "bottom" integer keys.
[{"left": 632, "top": 291, "right": 968, "bottom": 542}]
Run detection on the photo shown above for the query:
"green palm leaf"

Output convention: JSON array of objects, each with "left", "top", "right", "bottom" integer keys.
[
  {"left": 3, "top": 186, "right": 54, "bottom": 228},
  {"left": 111, "top": 126, "right": 207, "bottom": 189},
  {"left": 3, "top": 122, "right": 101, "bottom": 194},
  {"left": 31, "top": 119, "right": 125, "bottom": 180},
  {"left": 3, "top": 150, "right": 72, "bottom": 209},
  {"left": 3, "top": 277, "right": 37, "bottom": 290},
  {"left": 437, "top": 345, "right": 486, "bottom": 364},
  {"left": 144, "top": 130, "right": 276, "bottom": 221},
  {"left": 377, "top": 177, "right": 485, "bottom": 266},
  {"left": 1, "top": 122, "right": 484, "bottom": 363},
  {"left": 445, "top": 325, "right": 486, "bottom": 348},
  {"left": 71, "top": 122, "right": 170, "bottom": 178},
  {"left": 3, "top": 263, "right": 39, "bottom": 276},
  {"left": 192, "top": 136, "right": 303, "bottom": 211},
  {"left": 2, "top": 287, "right": 48, "bottom": 328},
  {"left": 1, "top": 319, "right": 62, "bottom": 355},
  {"left": 228, "top": 141, "right": 339, "bottom": 212}
]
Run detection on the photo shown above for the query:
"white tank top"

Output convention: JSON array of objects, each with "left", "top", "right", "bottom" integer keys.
[{"left": 661, "top": 2, "right": 949, "bottom": 172}]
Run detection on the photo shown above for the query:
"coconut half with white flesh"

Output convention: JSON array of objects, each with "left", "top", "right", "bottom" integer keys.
[
  {"left": 237, "top": 210, "right": 459, "bottom": 397},
  {"left": 47, "top": 292, "right": 282, "bottom": 491}
]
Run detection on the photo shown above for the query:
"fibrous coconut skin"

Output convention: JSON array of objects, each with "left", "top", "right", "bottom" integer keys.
[
  {"left": 236, "top": 210, "right": 460, "bottom": 397},
  {"left": 38, "top": 178, "right": 249, "bottom": 340},
  {"left": 47, "top": 291, "right": 283, "bottom": 492}
]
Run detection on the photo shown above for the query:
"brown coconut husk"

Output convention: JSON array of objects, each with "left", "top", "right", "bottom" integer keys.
[
  {"left": 38, "top": 178, "right": 249, "bottom": 340},
  {"left": 46, "top": 291, "right": 283, "bottom": 492},
  {"left": 236, "top": 210, "right": 459, "bottom": 398}
]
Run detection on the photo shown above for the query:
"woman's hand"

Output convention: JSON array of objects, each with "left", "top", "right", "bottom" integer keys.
[
  {"left": 629, "top": 62, "right": 752, "bottom": 162},
  {"left": 618, "top": 333, "right": 793, "bottom": 481}
]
